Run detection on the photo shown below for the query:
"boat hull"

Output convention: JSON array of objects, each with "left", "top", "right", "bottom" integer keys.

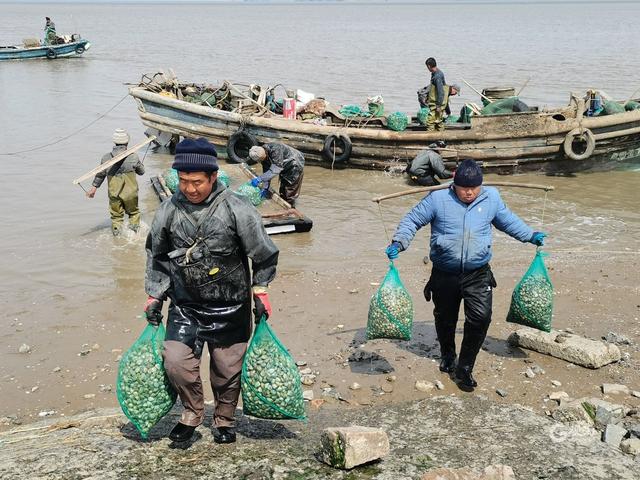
[
  {"left": 0, "top": 40, "right": 91, "bottom": 61},
  {"left": 129, "top": 87, "right": 640, "bottom": 174}
]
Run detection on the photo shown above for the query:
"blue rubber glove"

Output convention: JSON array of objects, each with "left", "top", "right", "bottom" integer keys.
[
  {"left": 530, "top": 231, "right": 546, "bottom": 246},
  {"left": 385, "top": 242, "right": 402, "bottom": 260},
  {"left": 260, "top": 188, "right": 269, "bottom": 199},
  {"left": 250, "top": 178, "right": 261, "bottom": 188}
]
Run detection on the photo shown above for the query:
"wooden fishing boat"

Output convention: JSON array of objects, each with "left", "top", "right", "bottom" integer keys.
[
  {"left": 129, "top": 73, "right": 640, "bottom": 175},
  {"left": 150, "top": 163, "right": 313, "bottom": 236},
  {"left": 0, "top": 36, "right": 90, "bottom": 61}
]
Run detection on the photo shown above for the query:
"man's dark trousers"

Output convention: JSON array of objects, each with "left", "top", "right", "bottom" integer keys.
[{"left": 426, "top": 264, "right": 496, "bottom": 370}]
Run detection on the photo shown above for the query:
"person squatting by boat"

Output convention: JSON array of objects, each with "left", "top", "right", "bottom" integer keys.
[
  {"left": 248, "top": 143, "right": 305, "bottom": 207},
  {"left": 385, "top": 159, "right": 546, "bottom": 391},
  {"left": 86, "top": 129, "right": 145, "bottom": 236},
  {"left": 144, "top": 137, "right": 279, "bottom": 444},
  {"left": 406, "top": 141, "right": 454, "bottom": 186}
]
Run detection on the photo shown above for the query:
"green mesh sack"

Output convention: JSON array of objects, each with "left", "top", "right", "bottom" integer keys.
[
  {"left": 506, "top": 250, "right": 554, "bottom": 332},
  {"left": 625, "top": 101, "right": 640, "bottom": 111},
  {"left": 417, "top": 107, "right": 430, "bottom": 125},
  {"left": 162, "top": 168, "right": 179, "bottom": 193},
  {"left": 235, "top": 181, "right": 264, "bottom": 207},
  {"left": 600, "top": 100, "right": 625, "bottom": 115},
  {"left": 480, "top": 97, "right": 527, "bottom": 115},
  {"left": 116, "top": 323, "right": 177, "bottom": 439},
  {"left": 387, "top": 112, "right": 409, "bottom": 132},
  {"left": 368, "top": 102, "right": 384, "bottom": 116},
  {"left": 445, "top": 114, "right": 460, "bottom": 124},
  {"left": 339, "top": 104, "right": 369, "bottom": 117},
  {"left": 218, "top": 169, "right": 230, "bottom": 187},
  {"left": 366, "top": 262, "right": 414, "bottom": 340},
  {"left": 241, "top": 318, "right": 306, "bottom": 420},
  {"left": 459, "top": 104, "right": 474, "bottom": 123}
]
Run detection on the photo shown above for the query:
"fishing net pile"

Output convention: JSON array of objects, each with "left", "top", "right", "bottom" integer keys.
[
  {"left": 235, "top": 181, "right": 264, "bottom": 206},
  {"left": 386, "top": 112, "right": 409, "bottom": 132}
]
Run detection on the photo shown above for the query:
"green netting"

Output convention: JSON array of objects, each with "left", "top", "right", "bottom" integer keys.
[
  {"left": 417, "top": 107, "right": 430, "bottom": 125},
  {"left": 480, "top": 97, "right": 520, "bottom": 115},
  {"left": 162, "top": 168, "right": 179, "bottom": 193},
  {"left": 459, "top": 104, "right": 474, "bottom": 123},
  {"left": 387, "top": 112, "right": 409, "bottom": 132},
  {"left": 625, "top": 101, "right": 640, "bottom": 111},
  {"left": 366, "top": 262, "right": 414, "bottom": 340},
  {"left": 506, "top": 250, "right": 554, "bottom": 332},
  {"left": 445, "top": 114, "right": 460, "bottom": 124},
  {"left": 116, "top": 323, "right": 177, "bottom": 439},
  {"left": 218, "top": 169, "right": 230, "bottom": 187},
  {"left": 339, "top": 105, "right": 370, "bottom": 117},
  {"left": 368, "top": 102, "right": 384, "bottom": 116},
  {"left": 235, "top": 181, "right": 264, "bottom": 207},
  {"left": 599, "top": 100, "right": 626, "bottom": 115},
  {"left": 241, "top": 318, "right": 306, "bottom": 420}
]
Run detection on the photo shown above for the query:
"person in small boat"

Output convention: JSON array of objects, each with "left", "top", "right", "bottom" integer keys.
[
  {"left": 248, "top": 143, "right": 305, "bottom": 208},
  {"left": 385, "top": 159, "right": 546, "bottom": 392},
  {"left": 44, "top": 17, "right": 57, "bottom": 45},
  {"left": 406, "top": 142, "right": 454, "bottom": 186},
  {"left": 86, "top": 129, "right": 145, "bottom": 236},
  {"left": 424, "top": 58, "right": 460, "bottom": 131},
  {"left": 144, "top": 137, "right": 279, "bottom": 444}
]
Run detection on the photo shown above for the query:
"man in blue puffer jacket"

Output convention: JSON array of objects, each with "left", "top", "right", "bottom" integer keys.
[{"left": 385, "top": 159, "right": 546, "bottom": 391}]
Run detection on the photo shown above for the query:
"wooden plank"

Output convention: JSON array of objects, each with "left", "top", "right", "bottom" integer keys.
[{"left": 72, "top": 136, "right": 156, "bottom": 184}]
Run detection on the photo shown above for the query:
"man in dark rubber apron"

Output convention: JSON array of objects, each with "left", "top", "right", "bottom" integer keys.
[{"left": 144, "top": 138, "right": 279, "bottom": 443}]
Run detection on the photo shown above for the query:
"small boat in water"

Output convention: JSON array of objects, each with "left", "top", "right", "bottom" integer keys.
[
  {"left": 0, "top": 35, "right": 91, "bottom": 61},
  {"left": 129, "top": 71, "right": 640, "bottom": 175}
]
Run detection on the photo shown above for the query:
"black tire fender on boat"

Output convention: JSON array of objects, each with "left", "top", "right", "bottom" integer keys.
[
  {"left": 226, "top": 130, "right": 259, "bottom": 164},
  {"left": 563, "top": 127, "right": 595, "bottom": 161},
  {"left": 75, "top": 45, "right": 85, "bottom": 54},
  {"left": 46, "top": 48, "right": 57, "bottom": 59},
  {"left": 321, "top": 134, "right": 352, "bottom": 163}
]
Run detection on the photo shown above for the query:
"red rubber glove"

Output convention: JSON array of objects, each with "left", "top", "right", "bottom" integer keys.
[
  {"left": 144, "top": 296, "right": 163, "bottom": 326},
  {"left": 252, "top": 289, "right": 271, "bottom": 324}
]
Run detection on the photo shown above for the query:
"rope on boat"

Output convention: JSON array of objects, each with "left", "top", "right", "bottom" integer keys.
[{"left": 0, "top": 93, "right": 130, "bottom": 156}]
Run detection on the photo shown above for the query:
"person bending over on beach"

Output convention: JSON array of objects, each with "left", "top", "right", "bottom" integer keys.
[
  {"left": 248, "top": 142, "right": 305, "bottom": 208},
  {"left": 144, "top": 138, "right": 279, "bottom": 444},
  {"left": 406, "top": 141, "right": 454, "bottom": 186},
  {"left": 86, "top": 129, "right": 145, "bottom": 236},
  {"left": 385, "top": 159, "right": 546, "bottom": 391}
]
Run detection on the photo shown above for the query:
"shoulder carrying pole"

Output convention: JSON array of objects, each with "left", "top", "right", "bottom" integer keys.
[
  {"left": 72, "top": 136, "right": 156, "bottom": 185},
  {"left": 372, "top": 181, "right": 555, "bottom": 203}
]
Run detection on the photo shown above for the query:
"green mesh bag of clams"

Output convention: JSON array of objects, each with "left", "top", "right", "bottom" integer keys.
[
  {"left": 241, "top": 317, "right": 305, "bottom": 420},
  {"left": 507, "top": 250, "right": 554, "bottom": 332},
  {"left": 116, "top": 323, "right": 177, "bottom": 439},
  {"left": 366, "top": 262, "right": 414, "bottom": 340}
]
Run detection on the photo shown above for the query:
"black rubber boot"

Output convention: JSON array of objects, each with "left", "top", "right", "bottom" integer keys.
[
  {"left": 439, "top": 354, "right": 457, "bottom": 373},
  {"left": 454, "top": 366, "right": 478, "bottom": 392},
  {"left": 169, "top": 422, "right": 196, "bottom": 442},
  {"left": 214, "top": 427, "right": 236, "bottom": 444}
]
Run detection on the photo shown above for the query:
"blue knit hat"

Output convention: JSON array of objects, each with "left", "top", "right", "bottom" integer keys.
[
  {"left": 454, "top": 159, "right": 483, "bottom": 187},
  {"left": 172, "top": 137, "right": 219, "bottom": 172}
]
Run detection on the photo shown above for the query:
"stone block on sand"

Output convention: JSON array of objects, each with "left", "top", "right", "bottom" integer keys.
[
  {"left": 320, "top": 426, "right": 389, "bottom": 469},
  {"left": 508, "top": 328, "right": 620, "bottom": 369}
]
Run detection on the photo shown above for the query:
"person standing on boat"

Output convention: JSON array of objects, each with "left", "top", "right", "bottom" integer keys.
[
  {"left": 144, "top": 138, "right": 279, "bottom": 444},
  {"left": 385, "top": 159, "right": 546, "bottom": 391},
  {"left": 86, "top": 129, "right": 145, "bottom": 236},
  {"left": 44, "top": 17, "right": 57, "bottom": 45},
  {"left": 406, "top": 142, "right": 454, "bottom": 186},
  {"left": 248, "top": 143, "right": 305, "bottom": 208},
  {"left": 424, "top": 58, "right": 460, "bottom": 131}
]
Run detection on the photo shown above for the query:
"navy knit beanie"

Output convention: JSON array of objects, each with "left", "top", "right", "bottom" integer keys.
[
  {"left": 172, "top": 137, "right": 219, "bottom": 172},
  {"left": 454, "top": 159, "right": 483, "bottom": 187}
]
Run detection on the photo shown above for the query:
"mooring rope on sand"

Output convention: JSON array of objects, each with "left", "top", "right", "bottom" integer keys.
[{"left": 0, "top": 94, "right": 130, "bottom": 156}]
